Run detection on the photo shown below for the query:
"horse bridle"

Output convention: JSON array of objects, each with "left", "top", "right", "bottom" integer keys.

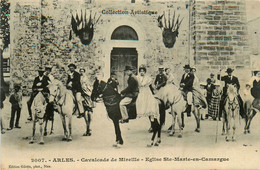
[
  {"left": 227, "top": 96, "right": 238, "bottom": 117},
  {"left": 49, "top": 85, "right": 61, "bottom": 105}
]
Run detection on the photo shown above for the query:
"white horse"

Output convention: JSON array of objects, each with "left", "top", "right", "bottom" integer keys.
[
  {"left": 29, "top": 92, "right": 48, "bottom": 144},
  {"left": 244, "top": 97, "right": 258, "bottom": 134},
  {"left": 48, "top": 80, "right": 91, "bottom": 142},
  {"left": 156, "top": 85, "right": 186, "bottom": 138},
  {"left": 223, "top": 84, "right": 240, "bottom": 141}
]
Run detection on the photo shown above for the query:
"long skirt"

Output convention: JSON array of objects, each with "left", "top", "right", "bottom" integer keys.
[
  {"left": 208, "top": 95, "right": 221, "bottom": 118},
  {"left": 136, "top": 87, "right": 160, "bottom": 119}
]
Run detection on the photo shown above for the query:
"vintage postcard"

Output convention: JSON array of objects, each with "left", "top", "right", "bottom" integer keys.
[{"left": 1, "top": 0, "right": 260, "bottom": 169}]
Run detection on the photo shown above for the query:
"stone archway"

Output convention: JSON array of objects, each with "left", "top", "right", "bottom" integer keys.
[{"left": 102, "top": 16, "right": 146, "bottom": 86}]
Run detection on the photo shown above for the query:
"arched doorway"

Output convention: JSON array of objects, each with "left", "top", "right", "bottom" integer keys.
[{"left": 110, "top": 25, "right": 138, "bottom": 91}]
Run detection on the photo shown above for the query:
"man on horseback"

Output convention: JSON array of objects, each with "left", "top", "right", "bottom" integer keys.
[
  {"left": 154, "top": 66, "right": 167, "bottom": 90},
  {"left": 27, "top": 67, "right": 50, "bottom": 121},
  {"left": 180, "top": 64, "right": 194, "bottom": 117},
  {"left": 218, "top": 68, "right": 245, "bottom": 119},
  {"left": 119, "top": 66, "right": 139, "bottom": 123},
  {"left": 66, "top": 63, "right": 84, "bottom": 119}
]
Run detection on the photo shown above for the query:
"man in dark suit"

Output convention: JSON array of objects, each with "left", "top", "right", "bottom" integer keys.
[
  {"left": 27, "top": 66, "right": 50, "bottom": 121},
  {"left": 67, "top": 63, "right": 84, "bottom": 118},
  {"left": 119, "top": 66, "right": 139, "bottom": 123},
  {"left": 180, "top": 64, "right": 194, "bottom": 117},
  {"left": 154, "top": 66, "right": 167, "bottom": 90},
  {"left": 218, "top": 68, "right": 245, "bottom": 118}
]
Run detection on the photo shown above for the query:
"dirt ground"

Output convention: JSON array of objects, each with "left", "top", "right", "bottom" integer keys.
[{"left": 1, "top": 97, "right": 260, "bottom": 170}]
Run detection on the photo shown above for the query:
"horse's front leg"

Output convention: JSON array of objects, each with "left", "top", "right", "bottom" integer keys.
[
  {"left": 67, "top": 115, "right": 72, "bottom": 142},
  {"left": 60, "top": 114, "right": 68, "bottom": 141},
  {"left": 50, "top": 119, "right": 54, "bottom": 135},
  {"left": 244, "top": 111, "right": 248, "bottom": 134},
  {"left": 247, "top": 109, "right": 257, "bottom": 133},
  {"left": 44, "top": 119, "right": 48, "bottom": 136},
  {"left": 226, "top": 115, "right": 231, "bottom": 142},
  {"left": 112, "top": 119, "right": 123, "bottom": 147},
  {"left": 169, "top": 111, "right": 176, "bottom": 136},
  {"left": 232, "top": 114, "right": 238, "bottom": 142},
  {"left": 29, "top": 119, "right": 36, "bottom": 144},
  {"left": 193, "top": 107, "right": 200, "bottom": 133},
  {"left": 174, "top": 106, "right": 183, "bottom": 138},
  {"left": 39, "top": 119, "right": 44, "bottom": 145},
  {"left": 221, "top": 111, "right": 226, "bottom": 135}
]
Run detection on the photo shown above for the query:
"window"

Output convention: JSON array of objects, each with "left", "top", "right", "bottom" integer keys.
[{"left": 111, "top": 25, "right": 138, "bottom": 40}]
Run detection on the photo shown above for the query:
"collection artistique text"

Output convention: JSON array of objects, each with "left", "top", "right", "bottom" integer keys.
[{"left": 101, "top": 9, "right": 158, "bottom": 15}]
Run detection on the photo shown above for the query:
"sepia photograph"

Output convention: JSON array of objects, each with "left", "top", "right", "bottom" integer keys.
[{"left": 0, "top": 0, "right": 260, "bottom": 169}]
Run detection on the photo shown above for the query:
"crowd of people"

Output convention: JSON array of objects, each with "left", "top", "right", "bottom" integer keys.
[{"left": 1, "top": 63, "right": 259, "bottom": 135}]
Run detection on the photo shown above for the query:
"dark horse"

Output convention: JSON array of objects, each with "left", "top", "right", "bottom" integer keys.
[{"left": 92, "top": 80, "right": 165, "bottom": 147}]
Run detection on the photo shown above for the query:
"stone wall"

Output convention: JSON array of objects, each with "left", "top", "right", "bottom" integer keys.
[
  {"left": 10, "top": 1, "right": 41, "bottom": 95},
  {"left": 10, "top": 0, "right": 191, "bottom": 94},
  {"left": 190, "top": 0, "right": 250, "bottom": 82}
]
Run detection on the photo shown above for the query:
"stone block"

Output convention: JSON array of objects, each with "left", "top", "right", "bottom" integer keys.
[
  {"left": 232, "top": 36, "right": 241, "bottom": 41},
  {"left": 207, "top": 36, "right": 215, "bottom": 40},
  {"left": 220, "top": 41, "right": 228, "bottom": 46},
  {"left": 209, "top": 21, "right": 219, "bottom": 25},
  {"left": 212, "top": 5, "right": 221, "bottom": 10},
  {"left": 208, "top": 11, "right": 215, "bottom": 15},
  {"left": 217, "top": 47, "right": 225, "bottom": 51},
  {"left": 231, "top": 26, "right": 241, "bottom": 30},
  {"left": 207, "top": 41, "right": 219, "bottom": 45},
  {"left": 208, "top": 52, "right": 220, "bottom": 56},
  {"left": 215, "top": 11, "right": 224, "bottom": 15},
  {"left": 237, "top": 31, "right": 246, "bottom": 35},
  {"left": 225, "top": 46, "right": 233, "bottom": 51},
  {"left": 220, "top": 21, "right": 226, "bottom": 25},
  {"left": 208, "top": 31, "right": 219, "bottom": 35},
  {"left": 205, "top": 16, "right": 213, "bottom": 20},
  {"left": 226, "top": 5, "right": 239, "bottom": 10},
  {"left": 218, "top": 56, "right": 227, "bottom": 60},
  {"left": 224, "top": 36, "right": 232, "bottom": 41},
  {"left": 203, "top": 46, "right": 216, "bottom": 51},
  {"left": 214, "top": 16, "right": 221, "bottom": 20},
  {"left": 223, "top": 26, "right": 230, "bottom": 30},
  {"left": 215, "top": 36, "right": 224, "bottom": 40}
]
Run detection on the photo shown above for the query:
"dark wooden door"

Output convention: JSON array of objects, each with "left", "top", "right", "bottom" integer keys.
[{"left": 111, "top": 48, "right": 138, "bottom": 92}]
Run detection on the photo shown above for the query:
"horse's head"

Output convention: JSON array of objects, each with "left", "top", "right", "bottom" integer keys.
[
  {"left": 93, "top": 80, "right": 119, "bottom": 100},
  {"left": 48, "top": 80, "right": 62, "bottom": 103},
  {"left": 32, "top": 93, "right": 47, "bottom": 119},
  {"left": 227, "top": 84, "right": 238, "bottom": 103}
]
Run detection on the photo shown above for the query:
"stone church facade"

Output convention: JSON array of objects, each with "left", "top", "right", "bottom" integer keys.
[{"left": 8, "top": 0, "right": 250, "bottom": 93}]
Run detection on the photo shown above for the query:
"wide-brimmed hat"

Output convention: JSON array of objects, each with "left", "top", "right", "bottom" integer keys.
[
  {"left": 139, "top": 66, "right": 147, "bottom": 73},
  {"left": 183, "top": 64, "right": 191, "bottom": 69},
  {"left": 68, "top": 63, "right": 77, "bottom": 69},
  {"left": 191, "top": 66, "right": 196, "bottom": 71},
  {"left": 38, "top": 66, "right": 45, "bottom": 72},
  {"left": 158, "top": 65, "right": 164, "bottom": 70},
  {"left": 226, "top": 68, "right": 234, "bottom": 73},
  {"left": 124, "top": 65, "right": 134, "bottom": 71},
  {"left": 14, "top": 84, "right": 21, "bottom": 90},
  {"left": 45, "top": 65, "right": 52, "bottom": 70}
]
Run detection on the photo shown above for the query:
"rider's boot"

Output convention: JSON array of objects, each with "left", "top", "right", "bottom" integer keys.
[{"left": 186, "top": 105, "right": 191, "bottom": 117}]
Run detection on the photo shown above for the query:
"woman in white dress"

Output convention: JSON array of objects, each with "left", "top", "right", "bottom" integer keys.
[{"left": 136, "top": 66, "right": 160, "bottom": 120}]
